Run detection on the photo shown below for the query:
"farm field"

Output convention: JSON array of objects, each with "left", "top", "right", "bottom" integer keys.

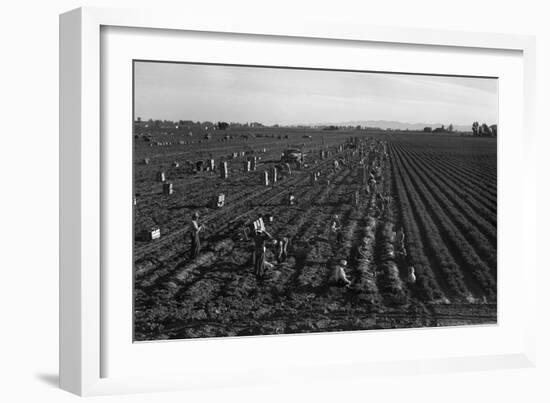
[{"left": 133, "top": 127, "right": 497, "bottom": 341}]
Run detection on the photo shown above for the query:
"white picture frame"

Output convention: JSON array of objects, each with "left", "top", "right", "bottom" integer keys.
[{"left": 60, "top": 6, "right": 537, "bottom": 396}]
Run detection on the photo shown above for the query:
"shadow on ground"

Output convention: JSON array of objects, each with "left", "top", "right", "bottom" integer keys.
[{"left": 35, "top": 373, "right": 59, "bottom": 388}]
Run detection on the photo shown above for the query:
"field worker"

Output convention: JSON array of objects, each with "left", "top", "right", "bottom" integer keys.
[
  {"left": 190, "top": 212, "right": 205, "bottom": 259},
  {"left": 407, "top": 266, "right": 417, "bottom": 284},
  {"left": 330, "top": 260, "right": 352, "bottom": 287},
  {"left": 288, "top": 192, "right": 296, "bottom": 206},
  {"left": 330, "top": 214, "right": 341, "bottom": 233},
  {"left": 358, "top": 238, "right": 372, "bottom": 261},
  {"left": 330, "top": 214, "right": 343, "bottom": 246},
  {"left": 277, "top": 237, "right": 290, "bottom": 263},
  {"left": 368, "top": 177, "right": 377, "bottom": 195},
  {"left": 253, "top": 228, "right": 273, "bottom": 278},
  {"left": 396, "top": 227, "right": 406, "bottom": 253}
]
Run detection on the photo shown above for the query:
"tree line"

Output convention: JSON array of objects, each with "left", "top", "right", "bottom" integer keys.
[{"left": 472, "top": 122, "right": 497, "bottom": 137}]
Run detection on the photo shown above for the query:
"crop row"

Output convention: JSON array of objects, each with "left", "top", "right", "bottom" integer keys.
[
  {"left": 420, "top": 153, "right": 497, "bottom": 205},
  {"left": 395, "top": 144, "right": 497, "bottom": 269},
  {"left": 401, "top": 145, "right": 497, "bottom": 194},
  {"left": 350, "top": 211, "right": 380, "bottom": 301},
  {"left": 414, "top": 150, "right": 497, "bottom": 182},
  {"left": 390, "top": 148, "right": 445, "bottom": 302},
  {"left": 391, "top": 143, "right": 472, "bottom": 300},
  {"left": 415, "top": 153, "right": 497, "bottom": 216},
  {"left": 391, "top": 144, "right": 496, "bottom": 299},
  {"left": 435, "top": 154, "right": 497, "bottom": 184},
  {"left": 406, "top": 153, "right": 497, "bottom": 231}
]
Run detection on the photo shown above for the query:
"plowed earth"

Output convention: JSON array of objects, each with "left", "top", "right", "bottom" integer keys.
[{"left": 133, "top": 128, "right": 496, "bottom": 341}]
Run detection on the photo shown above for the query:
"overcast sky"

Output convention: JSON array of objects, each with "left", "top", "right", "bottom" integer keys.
[{"left": 134, "top": 61, "right": 498, "bottom": 126}]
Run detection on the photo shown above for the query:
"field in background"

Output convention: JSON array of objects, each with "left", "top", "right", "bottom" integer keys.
[{"left": 133, "top": 126, "right": 497, "bottom": 341}]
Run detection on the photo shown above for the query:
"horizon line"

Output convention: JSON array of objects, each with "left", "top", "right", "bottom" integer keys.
[{"left": 134, "top": 117, "right": 497, "bottom": 127}]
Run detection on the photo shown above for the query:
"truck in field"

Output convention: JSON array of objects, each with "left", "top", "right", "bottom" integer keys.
[{"left": 281, "top": 148, "right": 304, "bottom": 167}]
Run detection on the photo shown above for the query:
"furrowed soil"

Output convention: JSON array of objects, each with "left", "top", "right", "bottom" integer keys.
[{"left": 133, "top": 126, "right": 497, "bottom": 341}]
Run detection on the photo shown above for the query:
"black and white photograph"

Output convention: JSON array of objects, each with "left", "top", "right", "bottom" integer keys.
[
  {"left": 4, "top": 0, "right": 549, "bottom": 400},
  {"left": 133, "top": 61, "right": 498, "bottom": 341}
]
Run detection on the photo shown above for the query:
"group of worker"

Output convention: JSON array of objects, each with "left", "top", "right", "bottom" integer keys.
[
  {"left": 249, "top": 215, "right": 353, "bottom": 283},
  {"left": 189, "top": 210, "right": 347, "bottom": 284},
  {"left": 185, "top": 139, "right": 403, "bottom": 288},
  {"left": 251, "top": 227, "right": 290, "bottom": 278}
]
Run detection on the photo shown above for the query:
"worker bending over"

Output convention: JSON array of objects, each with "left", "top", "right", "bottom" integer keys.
[{"left": 330, "top": 260, "right": 352, "bottom": 287}]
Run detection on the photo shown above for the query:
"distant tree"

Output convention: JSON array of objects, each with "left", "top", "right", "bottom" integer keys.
[
  {"left": 472, "top": 121, "right": 479, "bottom": 136},
  {"left": 217, "top": 121, "right": 230, "bottom": 130},
  {"left": 480, "top": 123, "right": 491, "bottom": 136},
  {"left": 448, "top": 124, "right": 454, "bottom": 132},
  {"left": 490, "top": 124, "right": 497, "bottom": 137},
  {"left": 137, "top": 117, "right": 142, "bottom": 122}
]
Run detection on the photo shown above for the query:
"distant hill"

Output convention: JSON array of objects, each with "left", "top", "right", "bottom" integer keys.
[{"left": 304, "top": 120, "right": 472, "bottom": 132}]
